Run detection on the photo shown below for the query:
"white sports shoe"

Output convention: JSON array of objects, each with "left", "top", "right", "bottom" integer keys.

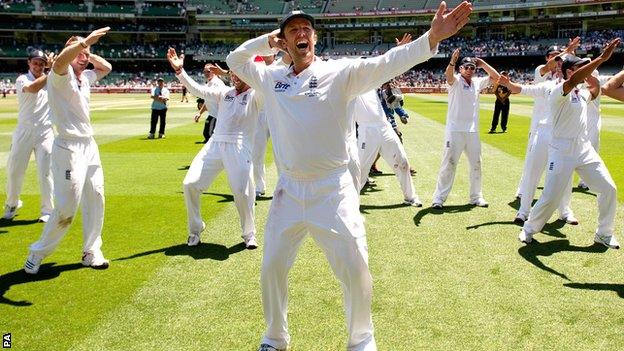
[
  {"left": 82, "top": 251, "right": 110, "bottom": 269},
  {"left": 243, "top": 234, "right": 258, "bottom": 250},
  {"left": 258, "top": 344, "right": 284, "bottom": 351},
  {"left": 24, "top": 252, "right": 43, "bottom": 274},
  {"left": 559, "top": 214, "right": 579, "bottom": 225},
  {"left": 594, "top": 233, "right": 620, "bottom": 249},
  {"left": 187, "top": 221, "right": 206, "bottom": 247},
  {"left": 518, "top": 229, "right": 533, "bottom": 244},
  {"left": 470, "top": 198, "right": 489, "bottom": 207},
  {"left": 3, "top": 200, "right": 23, "bottom": 220},
  {"left": 255, "top": 190, "right": 266, "bottom": 198},
  {"left": 38, "top": 213, "right": 51, "bottom": 223},
  {"left": 578, "top": 181, "right": 589, "bottom": 190},
  {"left": 514, "top": 213, "right": 527, "bottom": 225},
  {"left": 403, "top": 198, "right": 423, "bottom": 207}
]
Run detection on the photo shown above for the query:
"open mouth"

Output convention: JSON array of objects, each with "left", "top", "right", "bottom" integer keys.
[{"left": 296, "top": 41, "right": 308, "bottom": 50}]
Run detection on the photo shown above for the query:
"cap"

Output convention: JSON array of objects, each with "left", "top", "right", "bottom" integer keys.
[
  {"left": 460, "top": 57, "right": 477, "bottom": 67},
  {"left": 546, "top": 46, "right": 561, "bottom": 57},
  {"left": 156, "top": 77, "right": 164, "bottom": 82},
  {"left": 561, "top": 55, "right": 590, "bottom": 73},
  {"left": 28, "top": 49, "right": 46, "bottom": 61},
  {"left": 279, "top": 11, "right": 315, "bottom": 36}
]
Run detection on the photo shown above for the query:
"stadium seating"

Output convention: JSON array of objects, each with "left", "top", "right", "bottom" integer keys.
[
  {"left": 325, "top": 0, "right": 379, "bottom": 13},
  {"left": 0, "top": 1, "right": 34, "bottom": 13}
]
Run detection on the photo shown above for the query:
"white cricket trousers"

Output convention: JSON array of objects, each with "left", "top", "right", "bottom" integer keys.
[
  {"left": 357, "top": 123, "right": 418, "bottom": 202},
  {"left": 260, "top": 167, "right": 376, "bottom": 351},
  {"left": 29, "top": 137, "right": 105, "bottom": 258},
  {"left": 5, "top": 125, "right": 54, "bottom": 215},
  {"left": 524, "top": 138, "right": 616, "bottom": 236},
  {"left": 253, "top": 112, "right": 270, "bottom": 194},
  {"left": 347, "top": 137, "right": 361, "bottom": 191},
  {"left": 183, "top": 140, "right": 255, "bottom": 238},
  {"left": 433, "top": 131, "right": 483, "bottom": 203},
  {"left": 518, "top": 126, "right": 573, "bottom": 218}
]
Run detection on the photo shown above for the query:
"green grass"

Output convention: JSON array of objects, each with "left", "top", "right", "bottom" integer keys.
[{"left": 1, "top": 93, "right": 623, "bottom": 350}]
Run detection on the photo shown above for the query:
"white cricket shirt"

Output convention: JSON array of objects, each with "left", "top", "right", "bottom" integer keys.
[
  {"left": 227, "top": 31, "right": 437, "bottom": 178},
  {"left": 15, "top": 71, "right": 52, "bottom": 129},
  {"left": 47, "top": 68, "right": 97, "bottom": 138},
  {"left": 204, "top": 75, "right": 226, "bottom": 117},
  {"left": 177, "top": 70, "right": 262, "bottom": 148},
  {"left": 549, "top": 82, "right": 591, "bottom": 140},
  {"left": 351, "top": 89, "right": 391, "bottom": 127},
  {"left": 530, "top": 65, "right": 558, "bottom": 130},
  {"left": 445, "top": 74, "right": 490, "bottom": 132}
]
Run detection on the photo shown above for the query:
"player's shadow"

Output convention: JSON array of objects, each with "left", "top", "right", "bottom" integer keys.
[
  {"left": 563, "top": 282, "right": 624, "bottom": 298},
  {"left": 0, "top": 263, "right": 84, "bottom": 307},
  {"left": 115, "top": 242, "right": 247, "bottom": 262},
  {"left": 572, "top": 187, "right": 597, "bottom": 198},
  {"left": 466, "top": 220, "right": 517, "bottom": 230},
  {"left": 360, "top": 203, "right": 410, "bottom": 214},
  {"left": 507, "top": 197, "right": 538, "bottom": 211},
  {"left": 204, "top": 192, "right": 234, "bottom": 203},
  {"left": 0, "top": 218, "right": 40, "bottom": 228},
  {"left": 178, "top": 165, "right": 190, "bottom": 171},
  {"left": 518, "top": 239, "right": 607, "bottom": 281},
  {"left": 541, "top": 220, "right": 567, "bottom": 238},
  {"left": 413, "top": 204, "right": 474, "bottom": 226}
]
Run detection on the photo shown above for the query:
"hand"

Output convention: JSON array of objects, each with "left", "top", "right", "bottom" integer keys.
[
  {"left": 474, "top": 57, "right": 483, "bottom": 68},
  {"left": 451, "top": 48, "right": 460, "bottom": 64},
  {"left": 193, "top": 112, "right": 202, "bottom": 123},
  {"left": 167, "top": 47, "right": 184, "bottom": 71},
  {"left": 497, "top": 75, "right": 511, "bottom": 87},
  {"left": 206, "top": 63, "right": 228, "bottom": 76},
  {"left": 395, "top": 33, "right": 412, "bottom": 47},
  {"left": 84, "top": 27, "right": 110, "bottom": 46},
  {"left": 598, "top": 38, "right": 620, "bottom": 62},
  {"left": 268, "top": 29, "right": 286, "bottom": 51},
  {"left": 563, "top": 36, "right": 580, "bottom": 55},
  {"left": 44, "top": 52, "right": 55, "bottom": 69},
  {"left": 429, "top": 1, "right": 473, "bottom": 44}
]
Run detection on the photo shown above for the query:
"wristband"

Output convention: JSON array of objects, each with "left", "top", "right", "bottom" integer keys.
[{"left": 79, "top": 40, "right": 88, "bottom": 48}]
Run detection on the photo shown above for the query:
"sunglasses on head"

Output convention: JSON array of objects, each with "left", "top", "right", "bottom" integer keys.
[{"left": 462, "top": 65, "right": 476, "bottom": 71}]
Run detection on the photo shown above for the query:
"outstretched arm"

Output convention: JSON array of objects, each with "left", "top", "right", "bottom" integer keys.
[
  {"left": 603, "top": 69, "right": 624, "bottom": 101},
  {"left": 475, "top": 58, "right": 500, "bottom": 82},
  {"left": 52, "top": 27, "right": 110, "bottom": 76},
  {"left": 428, "top": 1, "right": 473, "bottom": 50},
  {"left": 167, "top": 48, "right": 225, "bottom": 105},
  {"left": 446, "top": 48, "right": 459, "bottom": 85},
  {"left": 496, "top": 75, "right": 522, "bottom": 94},
  {"left": 562, "top": 38, "right": 620, "bottom": 95}
]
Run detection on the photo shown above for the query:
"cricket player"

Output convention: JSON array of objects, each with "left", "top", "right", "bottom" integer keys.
[
  {"left": 518, "top": 39, "right": 621, "bottom": 249},
  {"left": 226, "top": 2, "right": 473, "bottom": 350},
  {"left": 167, "top": 48, "right": 262, "bottom": 250},
  {"left": 148, "top": 77, "right": 169, "bottom": 139},
  {"left": 193, "top": 63, "right": 227, "bottom": 143},
  {"left": 24, "top": 27, "right": 112, "bottom": 274},
  {"left": 4, "top": 49, "right": 55, "bottom": 222},
  {"left": 353, "top": 87, "right": 421, "bottom": 206},
  {"left": 431, "top": 49, "right": 500, "bottom": 209}
]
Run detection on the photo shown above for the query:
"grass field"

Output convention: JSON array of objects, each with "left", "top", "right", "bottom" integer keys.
[{"left": 0, "top": 92, "right": 623, "bottom": 350}]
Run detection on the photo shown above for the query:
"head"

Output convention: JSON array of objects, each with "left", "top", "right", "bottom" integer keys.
[
  {"left": 65, "top": 36, "right": 90, "bottom": 74},
  {"left": 27, "top": 49, "right": 46, "bottom": 78},
  {"left": 196, "top": 98, "right": 205, "bottom": 110},
  {"left": 278, "top": 11, "right": 317, "bottom": 64},
  {"left": 561, "top": 55, "right": 590, "bottom": 80},
  {"left": 545, "top": 46, "right": 561, "bottom": 62},
  {"left": 459, "top": 57, "right": 477, "bottom": 80},
  {"left": 203, "top": 64, "right": 215, "bottom": 81},
  {"left": 230, "top": 73, "right": 249, "bottom": 93},
  {"left": 157, "top": 78, "right": 165, "bottom": 88}
]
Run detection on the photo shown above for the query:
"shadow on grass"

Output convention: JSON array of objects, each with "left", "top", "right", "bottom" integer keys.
[
  {"left": 204, "top": 192, "right": 234, "bottom": 203},
  {"left": 542, "top": 220, "right": 567, "bottom": 238},
  {"left": 178, "top": 165, "right": 190, "bottom": 171},
  {"left": 0, "top": 218, "right": 40, "bottom": 228},
  {"left": 563, "top": 282, "right": 624, "bottom": 298},
  {"left": 413, "top": 204, "right": 474, "bottom": 226},
  {"left": 360, "top": 202, "right": 411, "bottom": 214},
  {"left": 518, "top": 239, "right": 607, "bottom": 281},
  {"left": 115, "top": 242, "right": 247, "bottom": 262},
  {"left": 572, "top": 187, "right": 597, "bottom": 198},
  {"left": 0, "top": 263, "right": 84, "bottom": 307},
  {"left": 466, "top": 220, "right": 517, "bottom": 230}
]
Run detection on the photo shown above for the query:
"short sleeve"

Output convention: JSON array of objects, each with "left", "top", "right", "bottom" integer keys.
[
  {"left": 48, "top": 69, "right": 71, "bottom": 89},
  {"left": 477, "top": 76, "right": 491, "bottom": 91},
  {"left": 446, "top": 73, "right": 460, "bottom": 89},
  {"left": 15, "top": 75, "right": 27, "bottom": 93}
]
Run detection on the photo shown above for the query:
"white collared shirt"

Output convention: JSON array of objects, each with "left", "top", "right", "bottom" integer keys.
[
  {"left": 177, "top": 70, "right": 262, "bottom": 148},
  {"left": 351, "top": 89, "right": 391, "bottom": 127},
  {"left": 227, "top": 31, "right": 437, "bottom": 178},
  {"left": 445, "top": 73, "right": 490, "bottom": 132},
  {"left": 204, "top": 75, "right": 226, "bottom": 117},
  {"left": 15, "top": 71, "right": 51, "bottom": 129},
  {"left": 47, "top": 68, "right": 97, "bottom": 138},
  {"left": 530, "top": 65, "right": 558, "bottom": 130},
  {"left": 549, "top": 82, "right": 591, "bottom": 140}
]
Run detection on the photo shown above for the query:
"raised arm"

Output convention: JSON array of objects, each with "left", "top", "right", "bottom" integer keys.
[
  {"left": 446, "top": 48, "right": 459, "bottom": 85},
  {"left": 226, "top": 32, "right": 277, "bottom": 92},
  {"left": 603, "top": 69, "right": 624, "bottom": 101},
  {"left": 474, "top": 58, "right": 500, "bottom": 82},
  {"left": 52, "top": 27, "right": 110, "bottom": 76},
  {"left": 23, "top": 53, "right": 55, "bottom": 93},
  {"left": 428, "top": 1, "right": 473, "bottom": 50},
  {"left": 90, "top": 54, "right": 112, "bottom": 80},
  {"left": 167, "top": 48, "right": 225, "bottom": 105},
  {"left": 496, "top": 75, "right": 521, "bottom": 94},
  {"left": 562, "top": 38, "right": 620, "bottom": 95}
]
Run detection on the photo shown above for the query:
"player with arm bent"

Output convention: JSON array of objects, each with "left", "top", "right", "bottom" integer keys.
[
  {"left": 4, "top": 49, "right": 55, "bottom": 222},
  {"left": 24, "top": 27, "right": 112, "bottom": 274},
  {"left": 431, "top": 48, "right": 501, "bottom": 209},
  {"left": 518, "top": 39, "right": 621, "bottom": 249},
  {"left": 226, "top": 2, "right": 472, "bottom": 350},
  {"left": 167, "top": 48, "right": 261, "bottom": 250}
]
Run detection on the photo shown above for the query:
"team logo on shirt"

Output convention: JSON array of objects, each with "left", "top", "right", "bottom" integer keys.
[
  {"left": 274, "top": 81, "right": 290, "bottom": 92},
  {"left": 65, "top": 170, "right": 71, "bottom": 180},
  {"left": 241, "top": 94, "right": 248, "bottom": 105},
  {"left": 224, "top": 95, "right": 235, "bottom": 102},
  {"left": 305, "top": 76, "right": 320, "bottom": 97},
  {"left": 549, "top": 162, "right": 554, "bottom": 171}
]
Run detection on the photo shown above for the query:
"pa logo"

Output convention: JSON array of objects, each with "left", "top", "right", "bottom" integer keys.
[
  {"left": 548, "top": 162, "right": 554, "bottom": 171},
  {"left": 3, "top": 333, "right": 11, "bottom": 348}
]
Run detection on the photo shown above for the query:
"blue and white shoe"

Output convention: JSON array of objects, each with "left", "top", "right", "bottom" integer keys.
[{"left": 24, "top": 252, "right": 43, "bottom": 275}]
